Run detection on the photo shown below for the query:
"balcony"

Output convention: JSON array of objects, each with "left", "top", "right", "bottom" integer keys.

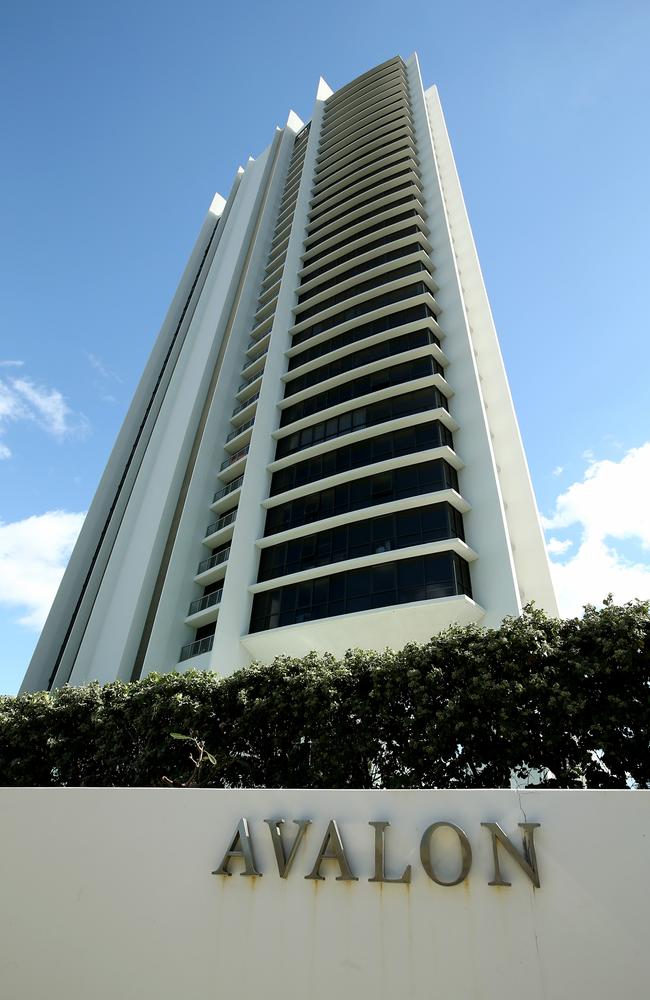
[
  {"left": 226, "top": 416, "right": 254, "bottom": 444},
  {"left": 213, "top": 475, "right": 244, "bottom": 505},
  {"left": 246, "top": 330, "right": 271, "bottom": 357},
  {"left": 220, "top": 445, "right": 249, "bottom": 472},
  {"left": 240, "top": 350, "right": 267, "bottom": 382},
  {"left": 197, "top": 546, "right": 231, "bottom": 576},
  {"left": 188, "top": 588, "right": 223, "bottom": 617},
  {"left": 205, "top": 510, "right": 237, "bottom": 538},
  {"left": 248, "top": 313, "right": 274, "bottom": 345},
  {"left": 237, "top": 371, "right": 263, "bottom": 395},
  {"left": 179, "top": 634, "right": 214, "bottom": 663},
  {"left": 232, "top": 390, "right": 260, "bottom": 418}
]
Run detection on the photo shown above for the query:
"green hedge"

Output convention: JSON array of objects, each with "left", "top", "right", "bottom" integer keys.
[{"left": 1, "top": 600, "right": 649, "bottom": 788}]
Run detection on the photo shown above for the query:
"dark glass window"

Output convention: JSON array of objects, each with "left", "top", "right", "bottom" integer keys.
[
  {"left": 249, "top": 552, "right": 472, "bottom": 632},
  {"left": 316, "top": 121, "right": 413, "bottom": 182},
  {"left": 308, "top": 166, "right": 416, "bottom": 236},
  {"left": 317, "top": 113, "right": 413, "bottom": 174},
  {"left": 258, "top": 503, "right": 464, "bottom": 582},
  {"left": 270, "top": 419, "right": 454, "bottom": 496},
  {"left": 320, "top": 90, "right": 409, "bottom": 151},
  {"left": 280, "top": 356, "right": 444, "bottom": 427},
  {"left": 313, "top": 136, "right": 413, "bottom": 204},
  {"left": 309, "top": 155, "right": 414, "bottom": 223},
  {"left": 297, "top": 241, "right": 423, "bottom": 305},
  {"left": 288, "top": 304, "right": 437, "bottom": 371},
  {"left": 194, "top": 622, "right": 216, "bottom": 641},
  {"left": 324, "top": 64, "right": 405, "bottom": 116},
  {"left": 285, "top": 329, "right": 439, "bottom": 398},
  {"left": 323, "top": 84, "right": 407, "bottom": 136},
  {"left": 306, "top": 193, "right": 419, "bottom": 254},
  {"left": 292, "top": 282, "right": 434, "bottom": 348},
  {"left": 265, "top": 459, "right": 459, "bottom": 535},
  {"left": 294, "top": 261, "right": 429, "bottom": 325},
  {"left": 299, "top": 225, "right": 420, "bottom": 287},
  {"left": 321, "top": 82, "right": 409, "bottom": 133},
  {"left": 275, "top": 386, "right": 450, "bottom": 460},
  {"left": 302, "top": 208, "right": 421, "bottom": 270},
  {"left": 311, "top": 143, "right": 416, "bottom": 214}
]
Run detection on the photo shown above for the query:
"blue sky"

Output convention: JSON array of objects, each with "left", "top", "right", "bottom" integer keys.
[{"left": 1, "top": 0, "right": 649, "bottom": 694}]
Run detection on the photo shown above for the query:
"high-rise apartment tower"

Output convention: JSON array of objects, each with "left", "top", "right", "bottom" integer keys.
[{"left": 22, "top": 55, "right": 556, "bottom": 693}]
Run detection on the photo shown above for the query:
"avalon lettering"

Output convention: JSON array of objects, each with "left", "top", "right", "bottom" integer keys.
[{"left": 212, "top": 819, "right": 542, "bottom": 887}]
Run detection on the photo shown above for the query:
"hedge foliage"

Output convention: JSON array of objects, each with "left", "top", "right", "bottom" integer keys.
[{"left": 1, "top": 600, "right": 649, "bottom": 788}]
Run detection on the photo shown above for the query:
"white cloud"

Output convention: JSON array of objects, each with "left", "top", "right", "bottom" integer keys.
[
  {"left": 0, "top": 375, "right": 89, "bottom": 456},
  {"left": 0, "top": 511, "right": 86, "bottom": 629},
  {"left": 546, "top": 537, "right": 573, "bottom": 555},
  {"left": 552, "top": 465, "right": 564, "bottom": 477},
  {"left": 0, "top": 360, "right": 24, "bottom": 368},
  {"left": 544, "top": 443, "right": 650, "bottom": 616},
  {"left": 11, "top": 378, "right": 72, "bottom": 438},
  {"left": 86, "top": 352, "right": 122, "bottom": 383}
]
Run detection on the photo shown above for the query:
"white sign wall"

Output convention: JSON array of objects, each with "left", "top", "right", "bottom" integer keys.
[{"left": 0, "top": 788, "right": 647, "bottom": 999}]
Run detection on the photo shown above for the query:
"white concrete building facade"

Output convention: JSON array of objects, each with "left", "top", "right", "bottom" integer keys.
[{"left": 22, "top": 54, "right": 556, "bottom": 692}]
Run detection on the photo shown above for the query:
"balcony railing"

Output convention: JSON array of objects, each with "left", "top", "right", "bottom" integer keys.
[
  {"left": 238, "top": 372, "right": 263, "bottom": 393},
  {"left": 241, "top": 349, "right": 268, "bottom": 376},
  {"left": 188, "top": 589, "right": 223, "bottom": 617},
  {"left": 205, "top": 510, "right": 237, "bottom": 537},
  {"left": 179, "top": 634, "right": 214, "bottom": 663},
  {"left": 232, "top": 391, "right": 260, "bottom": 417},
  {"left": 220, "top": 446, "right": 249, "bottom": 472},
  {"left": 197, "top": 546, "right": 231, "bottom": 576},
  {"left": 226, "top": 417, "right": 255, "bottom": 444},
  {"left": 246, "top": 333, "right": 270, "bottom": 355},
  {"left": 213, "top": 475, "right": 244, "bottom": 504}
]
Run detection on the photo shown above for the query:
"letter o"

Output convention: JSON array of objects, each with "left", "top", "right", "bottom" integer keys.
[{"left": 420, "top": 822, "right": 472, "bottom": 886}]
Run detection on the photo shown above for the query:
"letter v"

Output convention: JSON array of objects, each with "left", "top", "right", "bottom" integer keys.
[{"left": 265, "top": 819, "right": 312, "bottom": 878}]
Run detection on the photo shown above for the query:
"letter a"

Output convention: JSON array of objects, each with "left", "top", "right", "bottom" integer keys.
[
  {"left": 212, "top": 818, "right": 262, "bottom": 877},
  {"left": 305, "top": 820, "right": 358, "bottom": 881}
]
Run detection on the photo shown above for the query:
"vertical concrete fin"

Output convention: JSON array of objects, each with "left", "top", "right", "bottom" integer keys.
[
  {"left": 286, "top": 110, "right": 304, "bottom": 133},
  {"left": 209, "top": 193, "right": 226, "bottom": 217},
  {"left": 316, "top": 77, "right": 333, "bottom": 101}
]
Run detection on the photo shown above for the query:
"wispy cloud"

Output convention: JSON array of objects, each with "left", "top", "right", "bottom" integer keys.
[
  {"left": 544, "top": 443, "right": 650, "bottom": 616},
  {"left": 86, "top": 352, "right": 122, "bottom": 383},
  {"left": 552, "top": 465, "right": 564, "bottom": 477},
  {"left": 0, "top": 375, "right": 89, "bottom": 456},
  {"left": 0, "top": 360, "right": 24, "bottom": 368},
  {"left": 11, "top": 379, "right": 74, "bottom": 439},
  {"left": 0, "top": 510, "right": 86, "bottom": 629}
]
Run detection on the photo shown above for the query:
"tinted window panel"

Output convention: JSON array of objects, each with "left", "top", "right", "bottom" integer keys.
[
  {"left": 258, "top": 503, "right": 464, "bottom": 582},
  {"left": 275, "top": 387, "right": 450, "bottom": 461},
  {"left": 270, "top": 422, "right": 455, "bottom": 497},
  {"left": 249, "top": 552, "right": 472, "bottom": 632}
]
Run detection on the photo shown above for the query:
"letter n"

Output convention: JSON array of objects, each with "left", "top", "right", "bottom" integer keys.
[{"left": 481, "top": 822, "right": 541, "bottom": 888}]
